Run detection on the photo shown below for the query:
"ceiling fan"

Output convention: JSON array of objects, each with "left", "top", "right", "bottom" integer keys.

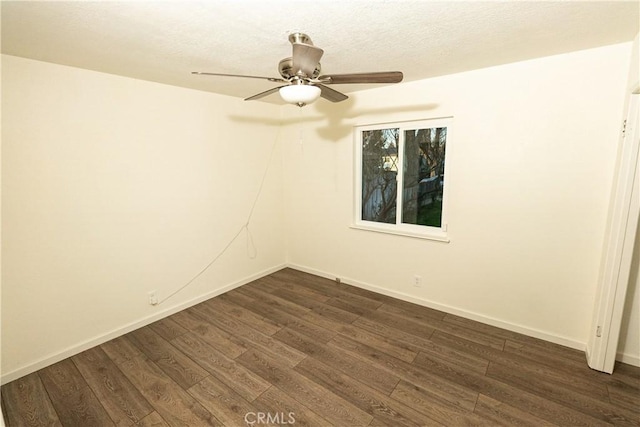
[{"left": 192, "top": 32, "right": 403, "bottom": 107}]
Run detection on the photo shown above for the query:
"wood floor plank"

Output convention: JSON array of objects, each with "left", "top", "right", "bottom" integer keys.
[
  {"left": 252, "top": 277, "right": 358, "bottom": 332},
  {"left": 273, "top": 270, "right": 394, "bottom": 311},
  {"left": 330, "top": 333, "right": 479, "bottom": 411},
  {"left": 377, "top": 297, "right": 448, "bottom": 322},
  {"left": 498, "top": 350, "right": 609, "bottom": 400},
  {"left": 300, "top": 306, "right": 353, "bottom": 332},
  {"left": 412, "top": 338, "right": 490, "bottom": 375},
  {"left": 274, "top": 327, "right": 400, "bottom": 395},
  {"left": 324, "top": 293, "right": 383, "bottom": 316},
  {"left": 171, "top": 332, "right": 271, "bottom": 402},
  {"left": 310, "top": 301, "right": 361, "bottom": 324},
  {"left": 368, "top": 416, "right": 401, "bottom": 426},
  {"left": 1, "top": 373, "right": 62, "bottom": 427},
  {"left": 101, "top": 335, "right": 143, "bottom": 366},
  {"left": 352, "top": 317, "right": 489, "bottom": 374},
  {"left": 608, "top": 363, "right": 640, "bottom": 392},
  {"left": 410, "top": 346, "right": 611, "bottom": 426},
  {"left": 171, "top": 309, "right": 247, "bottom": 358},
  {"left": 237, "top": 348, "right": 373, "bottom": 426},
  {"left": 614, "top": 362, "right": 640, "bottom": 381},
  {"left": 39, "top": 359, "right": 114, "bottom": 426},
  {"left": 223, "top": 289, "right": 337, "bottom": 343},
  {"left": 239, "top": 279, "right": 362, "bottom": 333},
  {"left": 273, "top": 270, "right": 370, "bottom": 302},
  {"left": 487, "top": 362, "right": 640, "bottom": 426},
  {"left": 72, "top": 346, "right": 153, "bottom": 426},
  {"left": 354, "top": 319, "right": 490, "bottom": 373},
  {"left": 327, "top": 288, "right": 385, "bottom": 311},
  {"left": 431, "top": 330, "right": 610, "bottom": 400},
  {"left": 222, "top": 288, "right": 259, "bottom": 304},
  {"left": 377, "top": 302, "right": 449, "bottom": 326},
  {"left": 445, "top": 313, "right": 584, "bottom": 362},
  {"left": 117, "top": 355, "right": 220, "bottom": 426},
  {"left": 187, "top": 376, "right": 259, "bottom": 426},
  {"left": 201, "top": 297, "right": 283, "bottom": 336},
  {"left": 338, "top": 324, "right": 419, "bottom": 363},
  {"left": 295, "top": 356, "right": 435, "bottom": 427},
  {"left": 46, "top": 386, "right": 115, "bottom": 426},
  {"left": 503, "top": 339, "right": 593, "bottom": 372},
  {"left": 362, "top": 309, "right": 436, "bottom": 341},
  {"left": 377, "top": 304, "right": 505, "bottom": 350},
  {"left": 607, "top": 381, "right": 640, "bottom": 413},
  {"left": 233, "top": 285, "right": 312, "bottom": 318},
  {"left": 136, "top": 411, "right": 170, "bottom": 426},
  {"left": 473, "top": 393, "right": 557, "bottom": 427},
  {"left": 253, "top": 386, "right": 331, "bottom": 427},
  {"left": 307, "top": 277, "right": 408, "bottom": 308},
  {"left": 270, "top": 269, "right": 344, "bottom": 295},
  {"left": 389, "top": 380, "right": 483, "bottom": 426},
  {"left": 148, "top": 317, "right": 188, "bottom": 342},
  {"left": 334, "top": 284, "right": 402, "bottom": 306},
  {"left": 271, "top": 283, "right": 340, "bottom": 310},
  {"left": 252, "top": 272, "right": 334, "bottom": 302},
  {"left": 128, "top": 327, "right": 167, "bottom": 360},
  {"left": 191, "top": 303, "right": 306, "bottom": 367},
  {"left": 38, "top": 358, "right": 87, "bottom": 398},
  {"left": 243, "top": 275, "right": 294, "bottom": 294},
  {"left": 272, "top": 288, "right": 361, "bottom": 323},
  {"left": 128, "top": 326, "right": 209, "bottom": 389}
]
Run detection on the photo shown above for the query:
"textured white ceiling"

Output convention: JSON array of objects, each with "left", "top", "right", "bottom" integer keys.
[{"left": 2, "top": 1, "right": 638, "bottom": 103}]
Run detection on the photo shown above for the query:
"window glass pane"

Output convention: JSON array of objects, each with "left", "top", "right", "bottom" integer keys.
[
  {"left": 402, "top": 127, "right": 447, "bottom": 227},
  {"left": 361, "top": 128, "right": 399, "bottom": 224}
]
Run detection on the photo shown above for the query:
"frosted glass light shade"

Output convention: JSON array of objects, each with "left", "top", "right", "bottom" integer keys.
[{"left": 279, "top": 84, "right": 321, "bottom": 106}]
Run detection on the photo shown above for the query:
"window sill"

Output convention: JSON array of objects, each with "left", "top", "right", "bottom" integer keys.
[{"left": 349, "top": 223, "right": 450, "bottom": 243}]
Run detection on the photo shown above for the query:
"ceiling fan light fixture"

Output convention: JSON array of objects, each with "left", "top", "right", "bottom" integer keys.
[
  {"left": 279, "top": 84, "right": 321, "bottom": 107},
  {"left": 193, "top": 33, "right": 402, "bottom": 105}
]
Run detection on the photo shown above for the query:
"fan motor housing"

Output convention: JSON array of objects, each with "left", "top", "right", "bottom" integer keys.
[{"left": 278, "top": 57, "right": 321, "bottom": 80}]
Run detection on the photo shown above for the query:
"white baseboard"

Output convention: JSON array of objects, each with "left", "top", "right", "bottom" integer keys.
[
  {"left": 287, "top": 263, "right": 586, "bottom": 352},
  {"left": 1, "top": 263, "right": 287, "bottom": 385},
  {"left": 616, "top": 351, "right": 640, "bottom": 367}
]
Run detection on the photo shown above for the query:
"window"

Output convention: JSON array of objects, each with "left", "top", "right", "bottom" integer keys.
[{"left": 353, "top": 118, "right": 451, "bottom": 241}]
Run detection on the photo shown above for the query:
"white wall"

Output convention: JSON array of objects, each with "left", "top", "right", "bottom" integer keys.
[
  {"left": 282, "top": 43, "right": 631, "bottom": 349},
  {"left": 1, "top": 55, "right": 286, "bottom": 382}
]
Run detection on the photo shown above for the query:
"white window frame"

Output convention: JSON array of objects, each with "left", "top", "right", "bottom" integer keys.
[{"left": 352, "top": 117, "right": 452, "bottom": 242}]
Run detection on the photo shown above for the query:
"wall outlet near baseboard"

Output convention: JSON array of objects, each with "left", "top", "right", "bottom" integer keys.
[
  {"left": 148, "top": 290, "right": 158, "bottom": 306},
  {"left": 413, "top": 275, "right": 422, "bottom": 288}
]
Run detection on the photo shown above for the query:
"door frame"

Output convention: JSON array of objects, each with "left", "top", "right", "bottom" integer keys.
[{"left": 587, "top": 91, "right": 640, "bottom": 373}]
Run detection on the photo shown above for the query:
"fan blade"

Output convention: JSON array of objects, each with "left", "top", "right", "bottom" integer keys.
[
  {"left": 292, "top": 43, "right": 324, "bottom": 77},
  {"left": 192, "top": 71, "right": 286, "bottom": 83},
  {"left": 244, "top": 86, "right": 287, "bottom": 101},
  {"left": 317, "top": 84, "right": 348, "bottom": 103},
  {"left": 319, "top": 71, "right": 403, "bottom": 84}
]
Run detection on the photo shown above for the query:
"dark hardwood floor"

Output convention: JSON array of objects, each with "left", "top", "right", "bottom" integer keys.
[{"left": 2, "top": 268, "right": 639, "bottom": 426}]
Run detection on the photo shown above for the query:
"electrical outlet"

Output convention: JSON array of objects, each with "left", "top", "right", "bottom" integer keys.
[
  {"left": 413, "top": 275, "right": 422, "bottom": 288},
  {"left": 148, "top": 290, "right": 158, "bottom": 306}
]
